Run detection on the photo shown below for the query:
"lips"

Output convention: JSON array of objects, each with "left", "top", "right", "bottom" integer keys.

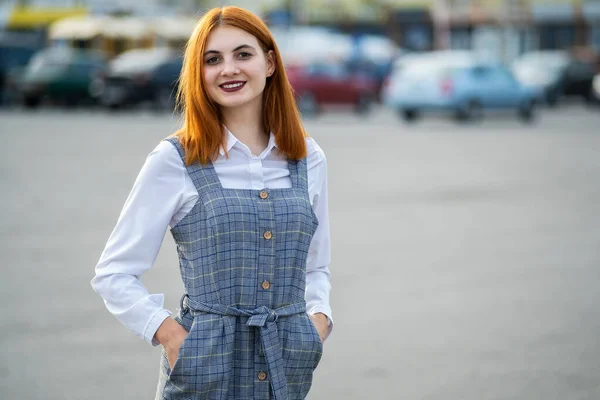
[{"left": 219, "top": 81, "right": 246, "bottom": 93}]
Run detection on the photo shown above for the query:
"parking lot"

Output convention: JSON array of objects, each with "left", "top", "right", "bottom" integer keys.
[{"left": 1, "top": 104, "right": 600, "bottom": 399}]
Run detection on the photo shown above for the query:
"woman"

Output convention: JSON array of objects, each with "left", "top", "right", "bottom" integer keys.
[{"left": 91, "top": 6, "right": 332, "bottom": 400}]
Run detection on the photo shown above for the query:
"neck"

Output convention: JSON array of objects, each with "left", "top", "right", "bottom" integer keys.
[{"left": 221, "top": 99, "right": 269, "bottom": 156}]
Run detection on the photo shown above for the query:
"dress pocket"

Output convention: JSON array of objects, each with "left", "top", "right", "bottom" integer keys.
[
  {"left": 308, "top": 317, "right": 323, "bottom": 354},
  {"left": 167, "top": 316, "right": 191, "bottom": 381},
  {"left": 306, "top": 314, "right": 324, "bottom": 365},
  {"left": 281, "top": 314, "right": 324, "bottom": 371}
]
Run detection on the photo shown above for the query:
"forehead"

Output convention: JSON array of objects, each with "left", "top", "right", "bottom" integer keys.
[{"left": 205, "top": 26, "right": 261, "bottom": 51}]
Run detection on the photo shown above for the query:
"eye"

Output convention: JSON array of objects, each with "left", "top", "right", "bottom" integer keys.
[
  {"left": 238, "top": 52, "right": 252, "bottom": 59},
  {"left": 205, "top": 56, "right": 220, "bottom": 65}
]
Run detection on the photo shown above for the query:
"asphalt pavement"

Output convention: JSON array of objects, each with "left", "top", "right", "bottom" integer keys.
[{"left": 1, "top": 104, "right": 599, "bottom": 400}]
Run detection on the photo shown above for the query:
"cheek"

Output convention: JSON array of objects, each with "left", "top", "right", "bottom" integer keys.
[
  {"left": 203, "top": 69, "right": 218, "bottom": 87},
  {"left": 248, "top": 65, "right": 268, "bottom": 83}
]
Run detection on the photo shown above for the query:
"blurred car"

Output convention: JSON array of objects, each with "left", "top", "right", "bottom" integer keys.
[
  {"left": 344, "top": 57, "right": 393, "bottom": 100},
  {"left": 383, "top": 51, "right": 541, "bottom": 123},
  {"left": 99, "top": 48, "right": 182, "bottom": 111},
  {"left": 512, "top": 50, "right": 569, "bottom": 106},
  {"left": 286, "top": 62, "right": 378, "bottom": 116},
  {"left": 562, "top": 58, "right": 597, "bottom": 104},
  {"left": 0, "top": 44, "right": 39, "bottom": 106},
  {"left": 18, "top": 47, "right": 106, "bottom": 108},
  {"left": 513, "top": 50, "right": 597, "bottom": 106}
]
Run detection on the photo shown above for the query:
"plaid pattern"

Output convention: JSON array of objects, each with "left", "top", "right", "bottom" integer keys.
[{"left": 155, "top": 137, "right": 322, "bottom": 400}]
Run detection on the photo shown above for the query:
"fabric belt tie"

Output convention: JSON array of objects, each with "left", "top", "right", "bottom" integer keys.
[{"left": 181, "top": 294, "right": 305, "bottom": 400}]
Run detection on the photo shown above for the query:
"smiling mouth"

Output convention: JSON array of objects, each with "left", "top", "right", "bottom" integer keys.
[{"left": 219, "top": 82, "right": 246, "bottom": 92}]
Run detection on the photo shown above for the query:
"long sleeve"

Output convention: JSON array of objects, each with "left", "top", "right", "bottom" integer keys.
[
  {"left": 91, "top": 141, "right": 192, "bottom": 346},
  {"left": 305, "top": 139, "right": 333, "bottom": 339}
]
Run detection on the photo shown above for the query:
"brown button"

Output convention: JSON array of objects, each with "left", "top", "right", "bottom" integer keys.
[
  {"left": 261, "top": 281, "right": 271, "bottom": 290},
  {"left": 263, "top": 231, "right": 272, "bottom": 240},
  {"left": 257, "top": 371, "right": 267, "bottom": 381},
  {"left": 259, "top": 190, "right": 269, "bottom": 199}
]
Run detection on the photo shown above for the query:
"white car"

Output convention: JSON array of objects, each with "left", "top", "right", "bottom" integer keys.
[{"left": 382, "top": 50, "right": 540, "bottom": 122}]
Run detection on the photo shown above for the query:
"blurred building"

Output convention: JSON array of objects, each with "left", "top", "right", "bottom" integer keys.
[
  {"left": 2, "top": 0, "right": 599, "bottom": 59},
  {"left": 430, "top": 0, "right": 600, "bottom": 61}
]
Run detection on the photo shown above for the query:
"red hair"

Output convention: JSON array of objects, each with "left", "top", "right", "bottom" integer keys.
[{"left": 174, "top": 6, "right": 307, "bottom": 165}]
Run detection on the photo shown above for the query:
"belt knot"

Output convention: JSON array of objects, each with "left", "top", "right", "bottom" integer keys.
[{"left": 246, "top": 306, "right": 278, "bottom": 327}]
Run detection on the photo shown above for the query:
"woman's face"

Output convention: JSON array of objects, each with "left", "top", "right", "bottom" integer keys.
[{"left": 203, "top": 25, "right": 275, "bottom": 111}]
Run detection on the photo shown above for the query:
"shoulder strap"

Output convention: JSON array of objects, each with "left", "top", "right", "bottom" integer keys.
[
  {"left": 291, "top": 157, "right": 309, "bottom": 192},
  {"left": 164, "top": 137, "right": 221, "bottom": 194}
]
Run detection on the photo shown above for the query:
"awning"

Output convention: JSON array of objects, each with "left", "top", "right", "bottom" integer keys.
[
  {"left": 48, "top": 16, "right": 107, "bottom": 40},
  {"left": 103, "top": 17, "right": 151, "bottom": 40},
  {"left": 49, "top": 16, "right": 152, "bottom": 41},
  {"left": 151, "top": 17, "right": 198, "bottom": 41},
  {"left": 531, "top": 4, "right": 575, "bottom": 23}
]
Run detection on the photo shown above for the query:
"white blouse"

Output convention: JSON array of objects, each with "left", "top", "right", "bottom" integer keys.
[{"left": 91, "top": 129, "right": 332, "bottom": 345}]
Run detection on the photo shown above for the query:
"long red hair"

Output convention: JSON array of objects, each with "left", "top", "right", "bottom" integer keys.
[{"left": 174, "top": 6, "right": 307, "bottom": 165}]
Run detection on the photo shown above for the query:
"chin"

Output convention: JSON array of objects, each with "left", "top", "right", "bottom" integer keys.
[{"left": 217, "top": 94, "right": 259, "bottom": 109}]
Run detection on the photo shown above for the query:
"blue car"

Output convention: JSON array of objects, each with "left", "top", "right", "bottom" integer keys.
[{"left": 383, "top": 51, "right": 542, "bottom": 122}]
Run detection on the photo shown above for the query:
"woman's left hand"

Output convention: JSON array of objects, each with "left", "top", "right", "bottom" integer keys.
[{"left": 309, "top": 313, "right": 329, "bottom": 344}]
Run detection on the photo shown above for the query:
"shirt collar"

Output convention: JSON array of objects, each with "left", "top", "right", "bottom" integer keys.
[{"left": 219, "top": 126, "right": 278, "bottom": 157}]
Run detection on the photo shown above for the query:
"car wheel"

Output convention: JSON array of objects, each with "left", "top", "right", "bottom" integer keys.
[
  {"left": 546, "top": 91, "right": 559, "bottom": 107},
  {"left": 518, "top": 100, "right": 536, "bottom": 123},
  {"left": 583, "top": 89, "right": 595, "bottom": 106},
  {"left": 456, "top": 100, "right": 483, "bottom": 122},
  {"left": 400, "top": 109, "right": 420, "bottom": 122},
  {"left": 23, "top": 96, "right": 41, "bottom": 109},
  {"left": 298, "top": 92, "right": 319, "bottom": 117},
  {"left": 355, "top": 93, "right": 373, "bottom": 115}
]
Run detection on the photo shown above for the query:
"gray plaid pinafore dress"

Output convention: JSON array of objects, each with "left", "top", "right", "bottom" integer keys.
[{"left": 155, "top": 137, "right": 323, "bottom": 400}]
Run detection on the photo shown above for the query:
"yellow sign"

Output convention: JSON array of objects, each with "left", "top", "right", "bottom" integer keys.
[{"left": 7, "top": 6, "right": 88, "bottom": 29}]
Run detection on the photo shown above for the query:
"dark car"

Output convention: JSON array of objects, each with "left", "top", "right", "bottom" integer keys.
[
  {"left": 562, "top": 58, "right": 597, "bottom": 103},
  {"left": 286, "top": 62, "right": 378, "bottom": 116},
  {"left": 513, "top": 51, "right": 597, "bottom": 106},
  {"left": 18, "top": 47, "right": 106, "bottom": 108},
  {"left": 344, "top": 57, "right": 393, "bottom": 100},
  {"left": 99, "top": 48, "right": 182, "bottom": 111},
  {"left": 0, "top": 32, "right": 43, "bottom": 106}
]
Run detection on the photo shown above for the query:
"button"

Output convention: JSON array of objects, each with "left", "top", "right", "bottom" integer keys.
[
  {"left": 261, "top": 281, "right": 271, "bottom": 290},
  {"left": 258, "top": 371, "right": 267, "bottom": 381},
  {"left": 259, "top": 190, "right": 269, "bottom": 199},
  {"left": 263, "top": 231, "right": 272, "bottom": 240}
]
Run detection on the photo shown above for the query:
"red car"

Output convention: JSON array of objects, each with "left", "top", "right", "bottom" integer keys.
[{"left": 286, "top": 62, "right": 378, "bottom": 115}]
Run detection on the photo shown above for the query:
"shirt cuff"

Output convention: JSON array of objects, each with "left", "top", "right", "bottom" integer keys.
[
  {"left": 308, "top": 306, "right": 333, "bottom": 339},
  {"left": 144, "top": 309, "right": 172, "bottom": 346}
]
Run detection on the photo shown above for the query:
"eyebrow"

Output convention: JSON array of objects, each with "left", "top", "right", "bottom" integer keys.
[{"left": 203, "top": 44, "right": 256, "bottom": 57}]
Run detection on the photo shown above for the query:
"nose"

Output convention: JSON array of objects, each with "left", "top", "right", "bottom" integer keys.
[{"left": 220, "top": 58, "right": 240, "bottom": 77}]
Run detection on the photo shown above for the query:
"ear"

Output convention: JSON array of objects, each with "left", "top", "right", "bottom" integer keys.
[{"left": 266, "top": 50, "right": 276, "bottom": 77}]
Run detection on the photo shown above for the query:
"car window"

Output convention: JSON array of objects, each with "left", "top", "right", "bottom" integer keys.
[
  {"left": 567, "top": 61, "right": 595, "bottom": 77},
  {"left": 471, "top": 66, "right": 491, "bottom": 78},
  {"left": 307, "top": 63, "right": 348, "bottom": 79},
  {"left": 495, "top": 67, "right": 517, "bottom": 85},
  {"left": 110, "top": 49, "right": 174, "bottom": 74},
  {"left": 154, "top": 60, "right": 182, "bottom": 82},
  {"left": 156, "top": 60, "right": 182, "bottom": 76},
  {"left": 70, "top": 61, "right": 95, "bottom": 76}
]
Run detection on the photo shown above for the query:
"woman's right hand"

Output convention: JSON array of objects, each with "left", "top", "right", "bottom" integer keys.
[{"left": 154, "top": 317, "right": 189, "bottom": 370}]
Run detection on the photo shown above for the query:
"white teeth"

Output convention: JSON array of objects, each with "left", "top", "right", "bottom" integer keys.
[{"left": 222, "top": 82, "right": 244, "bottom": 89}]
